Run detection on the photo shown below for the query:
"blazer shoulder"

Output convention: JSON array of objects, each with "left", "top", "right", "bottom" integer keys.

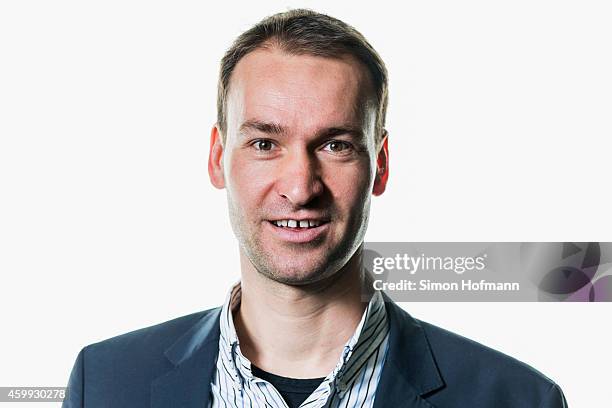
[
  {"left": 63, "top": 307, "right": 222, "bottom": 408},
  {"left": 417, "top": 319, "right": 565, "bottom": 406},
  {"left": 83, "top": 307, "right": 220, "bottom": 364},
  {"left": 419, "top": 319, "right": 555, "bottom": 382}
]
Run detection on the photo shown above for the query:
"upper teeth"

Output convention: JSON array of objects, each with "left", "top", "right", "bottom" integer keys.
[{"left": 273, "top": 219, "right": 322, "bottom": 228}]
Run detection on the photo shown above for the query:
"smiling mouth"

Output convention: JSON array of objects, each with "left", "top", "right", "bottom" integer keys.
[
  {"left": 266, "top": 218, "right": 330, "bottom": 244},
  {"left": 268, "top": 219, "right": 330, "bottom": 229}
]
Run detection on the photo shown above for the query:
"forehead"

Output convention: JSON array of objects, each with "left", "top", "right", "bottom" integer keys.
[{"left": 227, "top": 47, "right": 374, "bottom": 130}]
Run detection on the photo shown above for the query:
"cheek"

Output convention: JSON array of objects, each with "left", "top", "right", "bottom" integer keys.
[
  {"left": 226, "top": 152, "right": 273, "bottom": 209},
  {"left": 324, "top": 162, "right": 373, "bottom": 209}
]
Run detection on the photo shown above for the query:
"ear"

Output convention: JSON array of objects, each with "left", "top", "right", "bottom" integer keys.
[
  {"left": 372, "top": 131, "right": 389, "bottom": 196},
  {"left": 208, "top": 125, "right": 226, "bottom": 189}
]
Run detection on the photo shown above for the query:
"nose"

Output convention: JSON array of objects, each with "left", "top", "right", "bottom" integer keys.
[{"left": 277, "top": 149, "right": 324, "bottom": 207}]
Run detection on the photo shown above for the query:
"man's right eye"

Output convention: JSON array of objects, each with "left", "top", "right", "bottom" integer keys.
[{"left": 252, "top": 139, "right": 275, "bottom": 151}]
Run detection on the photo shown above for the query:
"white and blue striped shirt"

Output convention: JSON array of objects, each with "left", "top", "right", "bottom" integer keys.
[{"left": 209, "top": 283, "right": 390, "bottom": 408}]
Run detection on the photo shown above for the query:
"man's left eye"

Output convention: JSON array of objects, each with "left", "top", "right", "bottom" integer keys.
[{"left": 323, "top": 140, "right": 352, "bottom": 153}]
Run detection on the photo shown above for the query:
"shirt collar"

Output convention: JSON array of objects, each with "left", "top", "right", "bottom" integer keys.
[{"left": 217, "top": 280, "right": 388, "bottom": 393}]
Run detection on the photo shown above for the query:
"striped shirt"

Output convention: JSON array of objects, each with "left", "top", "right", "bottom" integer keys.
[{"left": 209, "top": 283, "right": 390, "bottom": 408}]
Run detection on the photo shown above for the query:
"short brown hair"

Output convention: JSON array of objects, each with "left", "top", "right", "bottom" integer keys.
[{"left": 217, "top": 9, "right": 388, "bottom": 144}]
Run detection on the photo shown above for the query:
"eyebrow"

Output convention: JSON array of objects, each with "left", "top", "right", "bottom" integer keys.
[
  {"left": 239, "top": 120, "right": 285, "bottom": 135},
  {"left": 239, "top": 120, "right": 365, "bottom": 140}
]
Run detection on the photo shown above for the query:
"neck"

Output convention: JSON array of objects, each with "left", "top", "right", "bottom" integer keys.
[{"left": 234, "top": 246, "right": 371, "bottom": 379}]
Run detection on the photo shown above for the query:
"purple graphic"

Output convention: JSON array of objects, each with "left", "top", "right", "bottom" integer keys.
[{"left": 521, "top": 242, "right": 612, "bottom": 302}]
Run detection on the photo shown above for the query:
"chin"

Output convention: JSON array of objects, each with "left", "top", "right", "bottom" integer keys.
[{"left": 260, "top": 260, "right": 334, "bottom": 286}]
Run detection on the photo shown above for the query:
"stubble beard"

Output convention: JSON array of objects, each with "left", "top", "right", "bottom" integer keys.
[{"left": 227, "top": 200, "right": 367, "bottom": 287}]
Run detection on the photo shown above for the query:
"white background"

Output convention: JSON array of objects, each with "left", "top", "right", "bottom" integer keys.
[{"left": 1, "top": 1, "right": 611, "bottom": 407}]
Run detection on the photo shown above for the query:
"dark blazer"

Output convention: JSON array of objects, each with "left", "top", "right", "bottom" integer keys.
[{"left": 62, "top": 297, "right": 567, "bottom": 407}]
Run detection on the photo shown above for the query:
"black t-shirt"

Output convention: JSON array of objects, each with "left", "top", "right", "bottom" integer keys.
[{"left": 251, "top": 365, "right": 326, "bottom": 408}]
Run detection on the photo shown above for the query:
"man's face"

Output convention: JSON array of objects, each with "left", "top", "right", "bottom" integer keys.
[{"left": 209, "top": 47, "right": 388, "bottom": 285}]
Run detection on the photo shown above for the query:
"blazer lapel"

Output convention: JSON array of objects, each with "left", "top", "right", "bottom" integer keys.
[
  {"left": 373, "top": 295, "right": 444, "bottom": 408},
  {"left": 151, "top": 308, "right": 222, "bottom": 408}
]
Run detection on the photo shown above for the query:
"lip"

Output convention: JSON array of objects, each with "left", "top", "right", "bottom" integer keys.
[{"left": 265, "top": 220, "right": 330, "bottom": 244}]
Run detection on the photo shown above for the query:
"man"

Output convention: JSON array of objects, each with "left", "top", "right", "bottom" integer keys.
[{"left": 63, "top": 9, "right": 567, "bottom": 408}]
